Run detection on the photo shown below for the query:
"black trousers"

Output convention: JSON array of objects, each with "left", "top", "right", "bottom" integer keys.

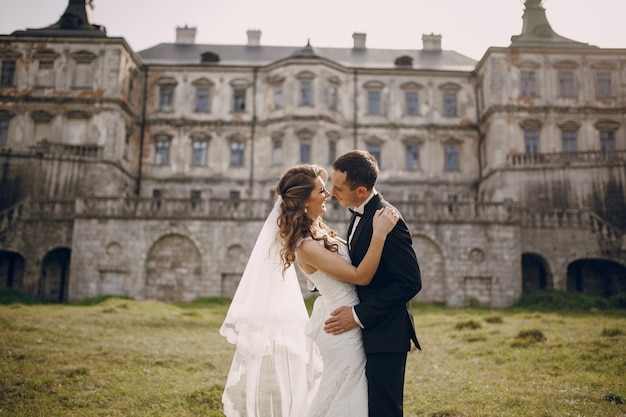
[{"left": 365, "top": 351, "right": 408, "bottom": 417}]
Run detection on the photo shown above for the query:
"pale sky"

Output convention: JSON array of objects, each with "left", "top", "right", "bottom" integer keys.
[{"left": 1, "top": 0, "right": 624, "bottom": 60}]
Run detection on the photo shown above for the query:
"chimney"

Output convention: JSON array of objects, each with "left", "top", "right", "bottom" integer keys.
[
  {"left": 422, "top": 33, "right": 442, "bottom": 51},
  {"left": 247, "top": 29, "right": 261, "bottom": 47},
  {"left": 353, "top": 32, "right": 366, "bottom": 49},
  {"left": 176, "top": 25, "right": 197, "bottom": 44}
]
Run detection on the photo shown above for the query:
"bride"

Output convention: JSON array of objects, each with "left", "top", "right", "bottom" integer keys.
[{"left": 220, "top": 164, "right": 398, "bottom": 417}]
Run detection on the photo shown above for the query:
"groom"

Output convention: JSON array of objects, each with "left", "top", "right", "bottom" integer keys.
[{"left": 325, "top": 150, "right": 422, "bottom": 417}]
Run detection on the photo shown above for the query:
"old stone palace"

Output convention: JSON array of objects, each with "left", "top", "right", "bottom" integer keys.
[{"left": 0, "top": 0, "right": 624, "bottom": 306}]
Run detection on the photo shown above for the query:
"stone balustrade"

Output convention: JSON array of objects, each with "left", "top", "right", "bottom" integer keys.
[
  {"left": 28, "top": 140, "right": 104, "bottom": 159},
  {"left": 507, "top": 150, "right": 626, "bottom": 167}
]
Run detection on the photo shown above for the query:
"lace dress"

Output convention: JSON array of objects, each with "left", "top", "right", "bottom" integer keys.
[{"left": 301, "top": 237, "right": 368, "bottom": 417}]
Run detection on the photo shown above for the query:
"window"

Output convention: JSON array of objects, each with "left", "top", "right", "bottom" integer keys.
[
  {"left": 443, "top": 93, "right": 457, "bottom": 117},
  {"left": 230, "top": 142, "right": 245, "bottom": 167},
  {"left": 190, "top": 190, "right": 202, "bottom": 199},
  {"left": 0, "top": 119, "right": 8, "bottom": 147},
  {"left": 300, "top": 81, "right": 312, "bottom": 106},
  {"left": 367, "top": 144, "right": 381, "bottom": 168},
  {"left": 192, "top": 141, "right": 207, "bottom": 166},
  {"left": 405, "top": 92, "right": 418, "bottom": 115},
  {"left": 600, "top": 131, "right": 616, "bottom": 151},
  {"left": 596, "top": 72, "right": 612, "bottom": 98},
  {"left": 524, "top": 130, "right": 540, "bottom": 154},
  {"left": 272, "top": 140, "right": 282, "bottom": 165},
  {"left": 521, "top": 71, "right": 536, "bottom": 96},
  {"left": 367, "top": 91, "right": 381, "bottom": 114},
  {"left": 195, "top": 88, "right": 210, "bottom": 112},
  {"left": 274, "top": 84, "right": 283, "bottom": 109},
  {"left": 159, "top": 86, "right": 174, "bottom": 111},
  {"left": 328, "top": 140, "right": 337, "bottom": 165},
  {"left": 300, "top": 140, "right": 311, "bottom": 163},
  {"left": 37, "top": 60, "right": 55, "bottom": 87},
  {"left": 155, "top": 139, "right": 170, "bottom": 165},
  {"left": 562, "top": 131, "right": 577, "bottom": 152},
  {"left": 0, "top": 60, "right": 16, "bottom": 87},
  {"left": 71, "top": 50, "right": 96, "bottom": 88},
  {"left": 233, "top": 89, "right": 246, "bottom": 112},
  {"left": 327, "top": 86, "right": 338, "bottom": 110},
  {"left": 559, "top": 71, "right": 574, "bottom": 97},
  {"left": 406, "top": 145, "right": 419, "bottom": 170},
  {"left": 152, "top": 189, "right": 162, "bottom": 198},
  {"left": 124, "top": 131, "right": 130, "bottom": 161},
  {"left": 444, "top": 145, "right": 459, "bottom": 171}
]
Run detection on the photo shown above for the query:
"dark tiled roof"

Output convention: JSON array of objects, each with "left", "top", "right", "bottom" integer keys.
[{"left": 138, "top": 43, "right": 477, "bottom": 71}]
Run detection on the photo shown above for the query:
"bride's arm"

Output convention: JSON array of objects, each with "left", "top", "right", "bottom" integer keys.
[{"left": 297, "top": 207, "right": 397, "bottom": 285}]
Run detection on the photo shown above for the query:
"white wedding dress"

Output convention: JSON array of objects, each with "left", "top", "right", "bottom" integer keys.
[{"left": 301, "top": 237, "right": 368, "bottom": 417}]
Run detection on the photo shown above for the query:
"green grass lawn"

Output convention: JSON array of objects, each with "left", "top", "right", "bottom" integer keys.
[{"left": 0, "top": 292, "right": 625, "bottom": 417}]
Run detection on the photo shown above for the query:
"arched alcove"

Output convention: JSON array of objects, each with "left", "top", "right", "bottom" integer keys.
[
  {"left": 144, "top": 234, "right": 203, "bottom": 302},
  {"left": 566, "top": 259, "right": 626, "bottom": 298},
  {"left": 0, "top": 251, "right": 26, "bottom": 289},
  {"left": 412, "top": 236, "right": 445, "bottom": 304},
  {"left": 522, "top": 253, "right": 551, "bottom": 295},
  {"left": 39, "top": 248, "right": 71, "bottom": 303}
]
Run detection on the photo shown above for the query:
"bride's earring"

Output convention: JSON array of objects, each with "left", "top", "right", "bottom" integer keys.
[{"left": 304, "top": 206, "right": 308, "bottom": 213}]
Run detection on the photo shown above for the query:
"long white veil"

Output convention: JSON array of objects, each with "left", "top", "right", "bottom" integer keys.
[{"left": 220, "top": 196, "right": 321, "bottom": 417}]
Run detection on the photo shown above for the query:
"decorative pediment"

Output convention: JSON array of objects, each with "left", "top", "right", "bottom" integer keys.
[
  {"left": 70, "top": 50, "right": 97, "bottom": 63},
  {"left": 0, "top": 109, "right": 16, "bottom": 120},
  {"left": 590, "top": 61, "right": 615, "bottom": 70},
  {"left": 442, "top": 136, "right": 463, "bottom": 145},
  {"left": 153, "top": 131, "right": 173, "bottom": 141},
  {"left": 515, "top": 60, "right": 541, "bottom": 70},
  {"left": 325, "top": 130, "right": 341, "bottom": 140},
  {"left": 31, "top": 110, "right": 55, "bottom": 121},
  {"left": 552, "top": 60, "right": 579, "bottom": 70},
  {"left": 229, "top": 78, "right": 252, "bottom": 88},
  {"left": 65, "top": 110, "right": 91, "bottom": 119},
  {"left": 519, "top": 119, "right": 542, "bottom": 130},
  {"left": 363, "top": 80, "right": 384, "bottom": 90},
  {"left": 227, "top": 133, "right": 247, "bottom": 143},
  {"left": 365, "top": 135, "right": 384, "bottom": 145},
  {"left": 594, "top": 120, "right": 621, "bottom": 131},
  {"left": 296, "top": 128, "right": 314, "bottom": 139},
  {"left": 401, "top": 135, "right": 425, "bottom": 145},
  {"left": 296, "top": 71, "right": 316, "bottom": 81},
  {"left": 0, "top": 49, "right": 22, "bottom": 60},
  {"left": 400, "top": 81, "right": 424, "bottom": 91},
  {"left": 327, "top": 76, "right": 341, "bottom": 86},
  {"left": 557, "top": 120, "right": 581, "bottom": 130},
  {"left": 270, "top": 131, "right": 285, "bottom": 140},
  {"left": 191, "top": 77, "right": 214, "bottom": 87},
  {"left": 189, "top": 131, "right": 211, "bottom": 141},
  {"left": 33, "top": 49, "right": 60, "bottom": 60},
  {"left": 267, "top": 74, "right": 286, "bottom": 85},
  {"left": 438, "top": 82, "right": 461, "bottom": 92},
  {"left": 155, "top": 76, "right": 178, "bottom": 86}
]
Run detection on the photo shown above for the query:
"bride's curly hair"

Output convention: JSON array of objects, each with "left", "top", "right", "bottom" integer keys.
[{"left": 276, "top": 164, "right": 338, "bottom": 272}]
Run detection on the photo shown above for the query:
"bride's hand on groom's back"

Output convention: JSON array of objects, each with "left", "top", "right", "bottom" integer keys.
[{"left": 372, "top": 207, "right": 399, "bottom": 239}]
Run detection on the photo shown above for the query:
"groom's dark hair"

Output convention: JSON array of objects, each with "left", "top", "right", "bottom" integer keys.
[{"left": 332, "top": 150, "right": 378, "bottom": 191}]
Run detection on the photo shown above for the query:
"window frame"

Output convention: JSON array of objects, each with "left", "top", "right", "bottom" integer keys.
[
  {"left": 444, "top": 144, "right": 459, "bottom": 171},
  {"left": 192, "top": 140, "right": 208, "bottom": 166},
  {"left": 154, "top": 138, "right": 171, "bottom": 165},
  {"left": 230, "top": 141, "right": 245, "bottom": 167}
]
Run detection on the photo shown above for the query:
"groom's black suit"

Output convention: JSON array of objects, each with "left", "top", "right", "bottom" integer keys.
[{"left": 348, "top": 193, "right": 421, "bottom": 417}]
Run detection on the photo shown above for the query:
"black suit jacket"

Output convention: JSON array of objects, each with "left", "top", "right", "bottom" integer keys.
[{"left": 350, "top": 194, "right": 422, "bottom": 353}]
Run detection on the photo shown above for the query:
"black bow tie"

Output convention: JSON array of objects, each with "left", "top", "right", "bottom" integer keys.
[{"left": 349, "top": 208, "right": 362, "bottom": 217}]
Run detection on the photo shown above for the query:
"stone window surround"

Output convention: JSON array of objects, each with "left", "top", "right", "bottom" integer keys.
[
  {"left": 0, "top": 50, "right": 21, "bottom": 87},
  {"left": 192, "top": 77, "right": 214, "bottom": 113}
]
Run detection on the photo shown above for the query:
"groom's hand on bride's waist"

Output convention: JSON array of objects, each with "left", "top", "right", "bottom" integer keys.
[{"left": 324, "top": 306, "right": 358, "bottom": 335}]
